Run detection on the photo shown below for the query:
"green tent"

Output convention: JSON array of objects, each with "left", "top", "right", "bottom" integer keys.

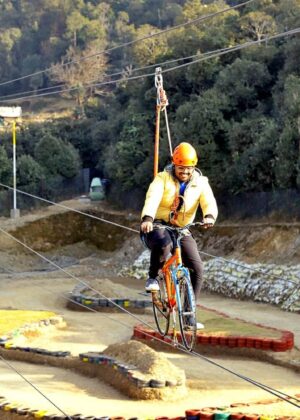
[{"left": 89, "top": 177, "right": 105, "bottom": 201}]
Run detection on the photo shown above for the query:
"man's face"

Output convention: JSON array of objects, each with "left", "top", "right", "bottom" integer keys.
[{"left": 174, "top": 165, "right": 195, "bottom": 182}]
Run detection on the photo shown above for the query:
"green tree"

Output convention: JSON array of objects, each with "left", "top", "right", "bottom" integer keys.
[
  {"left": 0, "top": 27, "right": 21, "bottom": 80},
  {"left": 50, "top": 43, "right": 107, "bottom": 110},
  {"left": 34, "top": 134, "right": 81, "bottom": 178},
  {"left": 59, "top": 141, "right": 81, "bottom": 178},
  {"left": 226, "top": 118, "right": 277, "bottom": 192},
  {"left": 65, "top": 10, "right": 89, "bottom": 47},
  {"left": 273, "top": 75, "right": 300, "bottom": 188},
  {"left": 103, "top": 113, "right": 153, "bottom": 191},
  {"left": 229, "top": 116, "right": 273, "bottom": 154},
  {"left": 274, "top": 125, "right": 298, "bottom": 189},
  {"left": 0, "top": 145, "right": 11, "bottom": 185},
  {"left": 215, "top": 58, "right": 271, "bottom": 116},
  {"left": 132, "top": 24, "right": 168, "bottom": 65},
  {"left": 173, "top": 89, "right": 229, "bottom": 188},
  {"left": 17, "top": 155, "right": 45, "bottom": 188},
  {"left": 240, "top": 11, "right": 276, "bottom": 41}
]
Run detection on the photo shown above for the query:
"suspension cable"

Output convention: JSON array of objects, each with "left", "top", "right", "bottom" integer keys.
[
  {"left": 0, "top": 226, "right": 299, "bottom": 409},
  {"left": 0, "top": 46, "right": 234, "bottom": 102},
  {"left": 0, "top": 183, "right": 136, "bottom": 234},
  {"left": 1, "top": 27, "right": 300, "bottom": 104},
  {"left": 0, "top": 182, "right": 298, "bottom": 287},
  {"left": 0, "top": 355, "right": 72, "bottom": 419},
  {"left": 0, "top": 0, "right": 257, "bottom": 88}
]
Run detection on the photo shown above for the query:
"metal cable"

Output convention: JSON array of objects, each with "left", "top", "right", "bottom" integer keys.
[
  {"left": 1, "top": 26, "right": 300, "bottom": 104},
  {"left": 0, "top": 183, "right": 137, "bottom": 234},
  {"left": 0, "top": 0, "right": 257, "bottom": 88},
  {"left": 0, "top": 355, "right": 73, "bottom": 419},
  {"left": 189, "top": 349, "right": 300, "bottom": 408},
  {"left": 162, "top": 27, "right": 300, "bottom": 75},
  {"left": 0, "top": 226, "right": 299, "bottom": 408},
  {"left": 0, "top": 46, "right": 237, "bottom": 101},
  {"left": 0, "top": 182, "right": 298, "bottom": 287}
]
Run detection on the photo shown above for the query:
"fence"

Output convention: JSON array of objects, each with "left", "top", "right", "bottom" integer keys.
[
  {"left": 0, "top": 168, "right": 90, "bottom": 217},
  {"left": 107, "top": 187, "right": 300, "bottom": 221},
  {"left": 217, "top": 189, "right": 300, "bottom": 221},
  {"left": 0, "top": 172, "right": 299, "bottom": 221}
]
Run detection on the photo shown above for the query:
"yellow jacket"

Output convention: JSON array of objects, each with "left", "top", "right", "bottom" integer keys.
[{"left": 141, "top": 167, "right": 218, "bottom": 227}]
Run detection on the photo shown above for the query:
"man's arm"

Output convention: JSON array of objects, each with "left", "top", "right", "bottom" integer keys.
[
  {"left": 141, "top": 174, "right": 165, "bottom": 233},
  {"left": 199, "top": 177, "right": 218, "bottom": 228}
]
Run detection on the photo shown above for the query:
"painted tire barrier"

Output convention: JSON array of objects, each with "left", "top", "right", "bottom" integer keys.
[
  {"left": 0, "top": 312, "right": 298, "bottom": 419},
  {"left": 70, "top": 285, "right": 294, "bottom": 352},
  {"left": 71, "top": 293, "right": 152, "bottom": 312},
  {"left": 79, "top": 352, "right": 180, "bottom": 389},
  {"left": 214, "top": 413, "right": 230, "bottom": 419},
  {"left": 133, "top": 324, "right": 294, "bottom": 353},
  {"left": 70, "top": 284, "right": 152, "bottom": 313},
  {"left": 0, "top": 340, "right": 70, "bottom": 358},
  {"left": 0, "top": 398, "right": 299, "bottom": 420}
]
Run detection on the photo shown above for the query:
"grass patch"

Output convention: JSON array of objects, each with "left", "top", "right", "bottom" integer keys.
[
  {"left": 197, "top": 307, "right": 281, "bottom": 338},
  {"left": 0, "top": 310, "right": 56, "bottom": 336}
]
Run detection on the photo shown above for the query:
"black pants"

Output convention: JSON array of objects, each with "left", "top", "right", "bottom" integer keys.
[{"left": 144, "top": 228, "right": 203, "bottom": 300}]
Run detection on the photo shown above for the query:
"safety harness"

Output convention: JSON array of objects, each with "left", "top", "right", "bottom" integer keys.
[{"left": 154, "top": 68, "right": 188, "bottom": 226}]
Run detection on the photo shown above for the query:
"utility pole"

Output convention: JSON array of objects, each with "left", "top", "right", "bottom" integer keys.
[{"left": 0, "top": 106, "right": 22, "bottom": 218}]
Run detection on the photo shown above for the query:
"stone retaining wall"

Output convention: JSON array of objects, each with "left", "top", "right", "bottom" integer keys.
[{"left": 120, "top": 250, "right": 300, "bottom": 312}]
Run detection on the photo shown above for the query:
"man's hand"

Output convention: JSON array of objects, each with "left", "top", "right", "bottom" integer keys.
[
  {"left": 203, "top": 216, "right": 215, "bottom": 229},
  {"left": 141, "top": 221, "right": 153, "bottom": 233}
]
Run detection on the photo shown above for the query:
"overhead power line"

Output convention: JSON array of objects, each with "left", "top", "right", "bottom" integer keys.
[
  {"left": 0, "top": 0, "right": 256, "bottom": 88},
  {"left": 1, "top": 26, "right": 300, "bottom": 104}
]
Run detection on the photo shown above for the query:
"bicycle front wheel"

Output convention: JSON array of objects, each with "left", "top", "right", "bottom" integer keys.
[
  {"left": 152, "top": 277, "right": 170, "bottom": 336},
  {"left": 177, "top": 274, "right": 197, "bottom": 351}
]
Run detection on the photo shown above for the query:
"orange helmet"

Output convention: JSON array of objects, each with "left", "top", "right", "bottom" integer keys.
[{"left": 172, "top": 142, "right": 198, "bottom": 166}]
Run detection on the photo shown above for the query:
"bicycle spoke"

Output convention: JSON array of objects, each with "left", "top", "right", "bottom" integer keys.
[
  {"left": 177, "top": 274, "right": 197, "bottom": 350},
  {"left": 152, "top": 280, "right": 170, "bottom": 336}
]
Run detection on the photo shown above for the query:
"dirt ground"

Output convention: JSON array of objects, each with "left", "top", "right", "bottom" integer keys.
[{"left": 0, "top": 199, "right": 299, "bottom": 418}]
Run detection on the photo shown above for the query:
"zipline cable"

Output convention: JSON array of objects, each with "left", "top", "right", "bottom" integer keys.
[
  {"left": 0, "top": 226, "right": 299, "bottom": 409},
  {"left": 1, "top": 26, "right": 300, "bottom": 104},
  {"left": 0, "top": 46, "right": 234, "bottom": 101},
  {"left": 0, "top": 0, "right": 257, "bottom": 88},
  {"left": 0, "top": 355, "right": 73, "bottom": 419},
  {"left": 0, "top": 182, "right": 298, "bottom": 287}
]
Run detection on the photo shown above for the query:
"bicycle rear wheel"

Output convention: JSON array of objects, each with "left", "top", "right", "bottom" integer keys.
[
  {"left": 177, "top": 274, "right": 197, "bottom": 351},
  {"left": 152, "top": 277, "right": 170, "bottom": 336}
]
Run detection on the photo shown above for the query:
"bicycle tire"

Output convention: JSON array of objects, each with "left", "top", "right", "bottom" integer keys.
[
  {"left": 152, "top": 276, "right": 170, "bottom": 336},
  {"left": 177, "top": 273, "right": 197, "bottom": 351}
]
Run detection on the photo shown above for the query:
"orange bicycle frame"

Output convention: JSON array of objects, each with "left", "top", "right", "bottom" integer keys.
[{"left": 161, "top": 247, "right": 182, "bottom": 308}]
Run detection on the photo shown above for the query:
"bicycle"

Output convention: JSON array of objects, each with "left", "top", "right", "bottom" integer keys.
[{"left": 151, "top": 222, "right": 204, "bottom": 351}]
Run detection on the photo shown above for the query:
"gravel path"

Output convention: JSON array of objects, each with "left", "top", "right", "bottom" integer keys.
[{"left": 0, "top": 275, "right": 299, "bottom": 418}]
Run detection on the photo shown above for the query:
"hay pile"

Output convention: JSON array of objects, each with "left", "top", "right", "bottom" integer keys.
[{"left": 104, "top": 340, "right": 185, "bottom": 384}]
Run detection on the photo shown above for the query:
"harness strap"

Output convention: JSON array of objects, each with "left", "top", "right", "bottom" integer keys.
[{"left": 170, "top": 194, "right": 186, "bottom": 226}]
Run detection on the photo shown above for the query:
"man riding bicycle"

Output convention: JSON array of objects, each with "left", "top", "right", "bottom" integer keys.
[{"left": 140, "top": 142, "right": 218, "bottom": 327}]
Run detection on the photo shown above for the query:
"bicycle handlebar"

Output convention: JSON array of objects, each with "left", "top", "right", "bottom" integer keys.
[{"left": 160, "top": 221, "right": 205, "bottom": 232}]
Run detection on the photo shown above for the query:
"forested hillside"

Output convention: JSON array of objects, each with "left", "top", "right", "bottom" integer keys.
[{"left": 0, "top": 0, "right": 300, "bottom": 201}]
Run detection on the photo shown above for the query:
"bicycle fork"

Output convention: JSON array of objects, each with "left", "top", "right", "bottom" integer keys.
[{"left": 171, "top": 307, "right": 178, "bottom": 346}]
